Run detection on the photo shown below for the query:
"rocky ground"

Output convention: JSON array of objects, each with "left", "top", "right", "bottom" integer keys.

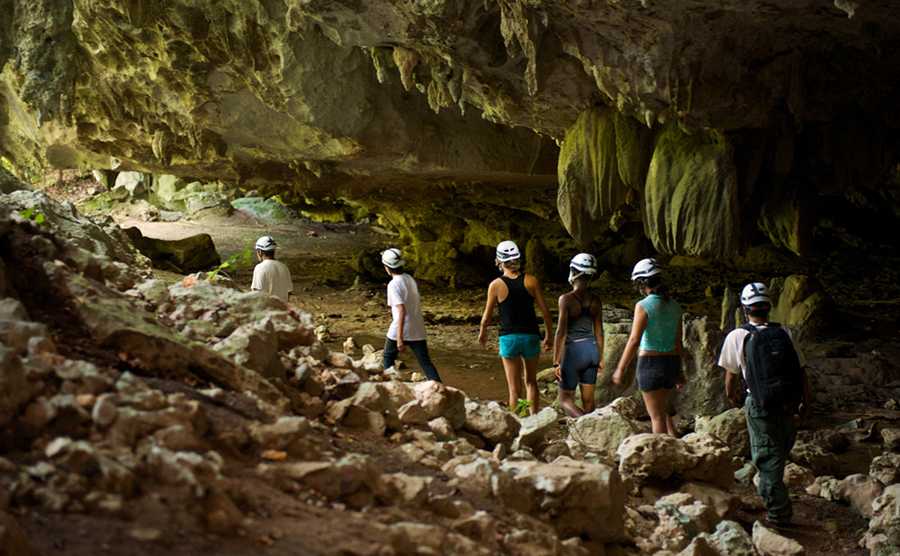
[{"left": 2, "top": 183, "right": 900, "bottom": 556}]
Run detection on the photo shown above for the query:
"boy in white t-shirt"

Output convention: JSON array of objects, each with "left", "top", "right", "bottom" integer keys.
[
  {"left": 250, "top": 235, "right": 293, "bottom": 303},
  {"left": 718, "top": 282, "right": 811, "bottom": 528},
  {"left": 381, "top": 248, "right": 441, "bottom": 382}
]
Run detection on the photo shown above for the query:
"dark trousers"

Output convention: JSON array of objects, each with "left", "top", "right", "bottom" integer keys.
[
  {"left": 745, "top": 396, "right": 796, "bottom": 521},
  {"left": 383, "top": 338, "right": 442, "bottom": 382}
]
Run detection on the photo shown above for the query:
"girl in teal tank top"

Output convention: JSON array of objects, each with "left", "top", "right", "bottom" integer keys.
[{"left": 612, "top": 258, "right": 684, "bottom": 436}]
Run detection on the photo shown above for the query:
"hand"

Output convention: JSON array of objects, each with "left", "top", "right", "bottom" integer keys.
[
  {"left": 541, "top": 336, "right": 552, "bottom": 353},
  {"left": 611, "top": 369, "right": 623, "bottom": 386},
  {"left": 478, "top": 331, "right": 488, "bottom": 349},
  {"left": 598, "top": 360, "right": 605, "bottom": 373},
  {"left": 554, "top": 364, "right": 561, "bottom": 381},
  {"left": 397, "top": 339, "right": 406, "bottom": 352}
]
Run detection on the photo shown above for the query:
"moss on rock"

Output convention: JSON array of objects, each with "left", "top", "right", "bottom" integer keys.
[{"left": 643, "top": 124, "right": 742, "bottom": 259}]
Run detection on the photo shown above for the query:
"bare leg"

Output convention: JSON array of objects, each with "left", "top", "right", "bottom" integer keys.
[
  {"left": 580, "top": 383, "right": 596, "bottom": 414},
  {"left": 559, "top": 389, "right": 584, "bottom": 418},
  {"left": 666, "top": 414, "right": 677, "bottom": 436},
  {"left": 501, "top": 357, "right": 524, "bottom": 410},
  {"left": 642, "top": 389, "right": 674, "bottom": 434},
  {"left": 523, "top": 356, "right": 540, "bottom": 415}
]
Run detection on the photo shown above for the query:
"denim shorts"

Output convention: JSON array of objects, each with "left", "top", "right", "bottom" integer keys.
[
  {"left": 560, "top": 339, "right": 599, "bottom": 391},
  {"left": 499, "top": 333, "right": 541, "bottom": 359},
  {"left": 636, "top": 355, "right": 681, "bottom": 391}
]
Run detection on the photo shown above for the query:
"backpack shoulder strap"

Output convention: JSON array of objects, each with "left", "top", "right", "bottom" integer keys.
[{"left": 740, "top": 323, "right": 757, "bottom": 333}]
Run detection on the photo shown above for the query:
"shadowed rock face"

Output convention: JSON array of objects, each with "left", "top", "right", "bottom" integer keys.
[{"left": 1, "top": 0, "right": 900, "bottom": 266}]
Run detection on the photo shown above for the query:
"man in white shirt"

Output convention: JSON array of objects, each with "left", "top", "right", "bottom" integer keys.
[
  {"left": 718, "top": 282, "right": 811, "bottom": 528},
  {"left": 250, "top": 235, "right": 293, "bottom": 303},
  {"left": 381, "top": 248, "right": 441, "bottom": 382}
]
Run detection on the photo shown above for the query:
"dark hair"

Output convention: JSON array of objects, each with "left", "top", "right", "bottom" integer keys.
[
  {"left": 387, "top": 265, "right": 404, "bottom": 275},
  {"left": 257, "top": 249, "right": 276, "bottom": 259},
  {"left": 637, "top": 274, "right": 668, "bottom": 299}
]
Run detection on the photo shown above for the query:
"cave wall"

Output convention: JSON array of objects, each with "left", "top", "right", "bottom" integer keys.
[{"left": 2, "top": 0, "right": 900, "bottom": 278}]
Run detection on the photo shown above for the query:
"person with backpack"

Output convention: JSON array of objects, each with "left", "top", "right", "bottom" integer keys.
[
  {"left": 553, "top": 253, "right": 604, "bottom": 417},
  {"left": 611, "top": 258, "right": 683, "bottom": 435},
  {"left": 718, "top": 282, "right": 811, "bottom": 527},
  {"left": 478, "top": 240, "right": 553, "bottom": 415},
  {"left": 381, "top": 248, "right": 442, "bottom": 382}
]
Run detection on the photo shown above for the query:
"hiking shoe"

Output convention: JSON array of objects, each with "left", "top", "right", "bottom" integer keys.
[{"left": 765, "top": 516, "right": 794, "bottom": 530}]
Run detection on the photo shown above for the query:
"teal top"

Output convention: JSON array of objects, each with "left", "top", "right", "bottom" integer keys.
[{"left": 637, "top": 294, "right": 682, "bottom": 352}]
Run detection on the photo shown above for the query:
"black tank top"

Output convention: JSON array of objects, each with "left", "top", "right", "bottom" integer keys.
[{"left": 498, "top": 274, "right": 540, "bottom": 336}]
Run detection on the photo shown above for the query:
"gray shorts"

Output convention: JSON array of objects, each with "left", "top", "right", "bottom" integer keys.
[{"left": 637, "top": 355, "right": 681, "bottom": 391}]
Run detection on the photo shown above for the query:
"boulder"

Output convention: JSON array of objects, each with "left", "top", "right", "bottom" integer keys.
[
  {"left": 514, "top": 407, "right": 560, "bottom": 450},
  {"left": 213, "top": 319, "right": 285, "bottom": 379},
  {"left": 694, "top": 408, "right": 749, "bottom": 459},
  {"left": 862, "top": 484, "right": 900, "bottom": 556},
  {"left": 651, "top": 493, "right": 718, "bottom": 552},
  {"left": 377, "top": 473, "right": 431, "bottom": 506},
  {"left": 442, "top": 454, "right": 499, "bottom": 498},
  {"left": 413, "top": 382, "right": 466, "bottom": 429},
  {"left": 113, "top": 171, "right": 148, "bottom": 197},
  {"left": 428, "top": 417, "right": 455, "bottom": 441},
  {"left": 567, "top": 408, "right": 643, "bottom": 461},
  {"left": 463, "top": 400, "right": 520, "bottom": 447},
  {"left": 681, "top": 482, "right": 738, "bottom": 520},
  {"left": 496, "top": 457, "right": 626, "bottom": 542},
  {"left": 696, "top": 520, "right": 756, "bottom": 556},
  {"left": 257, "top": 454, "right": 381, "bottom": 509},
  {"left": 617, "top": 433, "right": 735, "bottom": 489},
  {"left": 783, "top": 463, "right": 815, "bottom": 489},
  {"left": 870, "top": 453, "right": 900, "bottom": 487},
  {"left": 883, "top": 428, "right": 900, "bottom": 452},
  {"left": 752, "top": 521, "right": 804, "bottom": 555},
  {"left": 123, "top": 227, "right": 221, "bottom": 273},
  {"left": 249, "top": 416, "right": 310, "bottom": 453},
  {"left": 836, "top": 474, "right": 883, "bottom": 518}
]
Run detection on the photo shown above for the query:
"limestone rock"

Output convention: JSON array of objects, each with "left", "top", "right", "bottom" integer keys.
[
  {"left": 651, "top": 493, "right": 718, "bottom": 552},
  {"left": 882, "top": 428, "right": 900, "bottom": 452},
  {"left": 618, "top": 433, "right": 735, "bottom": 489},
  {"left": 413, "top": 382, "right": 466, "bottom": 429},
  {"left": 752, "top": 521, "right": 804, "bottom": 555},
  {"left": 783, "top": 463, "right": 815, "bottom": 489},
  {"left": 378, "top": 472, "right": 431, "bottom": 506},
  {"left": 643, "top": 125, "right": 741, "bottom": 259},
  {"left": 556, "top": 106, "right": 650, "bottom": 243},
  {"left": 768, "top": 275, "right": 829, "bottom": 342},
  {"left": 463, "top": 400, "right": 520, "bottom": 447},
  {"left": 428, "top": 417, "right": 455, "bottom": 441},
  {"left": 514, "top": 407, "right": 560, "bottom": 450},
  {"left": 249, "top": 417, "right": 310, "bottom": 453},
  {"left": 124, "top": 227, "right": 220, "bottom": 274},
  {"left": 257, "top": 454, "right": 381, "bottom": 509},
  {"left": 681, "top": 482, "right": 738, "bottom": 520},
  {"left": 213, "top": 319, "right": 285, "bottom": 379},
  {"left": 398, "top": 400, "right": 429, "bottom": 425},
  {"left": 442, "top": 454, "right": 498, "bottom": 498},
  {"left": 863, "top": 484, "right": 900, "bottom": 556},
  {"left": 694, "top": 408, "right": 749, "bottom": 459},
  {"left": 114, "top": 171, "right": 148, "bottom": 197},
  {"left": 496, "top": 457, "right": 625, "bottom": 542},
  {"left": 697, "top": 520, "right": 756, "bottom": 556},
  {"left": 836, "top": 474, "right": 883, "bottom": 518},
  {"left": 677, "top": 316, "right": 729, "bottom": 417},
  {"left": 567, "top": 408, "right": 642, "bottom": 460},
  {"left": 871, "top": 454, "right": 900, "bottom": 487}
]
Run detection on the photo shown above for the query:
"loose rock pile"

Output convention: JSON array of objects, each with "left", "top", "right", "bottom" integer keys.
[{"left": 2, "top": 189, "right": 900, "bottom": 555}]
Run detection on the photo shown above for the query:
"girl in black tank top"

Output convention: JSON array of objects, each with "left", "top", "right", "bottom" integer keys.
[
  {"left": 498, "top": 274, "right": 540, "bottom": 335},
  {"left": 478, "top": 241, "right": 554, "bottom": 415}
]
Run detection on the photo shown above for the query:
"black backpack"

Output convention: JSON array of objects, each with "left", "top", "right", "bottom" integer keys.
[{"left": 741, "top": 323, "right": 803, "bottom": 411}]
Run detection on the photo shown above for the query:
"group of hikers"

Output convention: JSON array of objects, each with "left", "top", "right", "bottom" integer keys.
[{"left": 249, "top": 234, "right": 810, "bottom": 528}]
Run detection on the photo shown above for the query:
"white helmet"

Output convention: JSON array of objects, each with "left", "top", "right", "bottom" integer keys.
[
  {"left": 255, "top": 235, "right": 277, "bottom": 252},
  {"left": 568, "top": 253, "right": 597, "bottom": 284},
  {"left": 741, "top": 282, "right": 770, "bottom": 306},
  {"left": 381, "top": 247, "right": 405, "bottom": 269},
  {"left": 496, "top": 240, "right": 521, "bottom": 262},
  {"left": 631, "top": 258, "right": 661, "bottom": 281}
]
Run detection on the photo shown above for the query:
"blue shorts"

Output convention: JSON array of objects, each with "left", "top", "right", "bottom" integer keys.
[
  {"left": 499, "top": 333, "right": 541, "bottom": 359},
  {"left": 637, "top": 355, "right": 681, "bottom": 391},
  {"left": 560, "top": 339, "right": 599, "bottom": 391}
]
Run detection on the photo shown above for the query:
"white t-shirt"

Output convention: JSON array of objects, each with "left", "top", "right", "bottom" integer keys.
[
  {"left": 251, "top": 259, "right": 293, "bottom": 303},
  {"left": 386, "top": 273, "right": 427, "bottom": 341},
  {"left": 718, "top": 322, "right": 805, "bottom": 381}
]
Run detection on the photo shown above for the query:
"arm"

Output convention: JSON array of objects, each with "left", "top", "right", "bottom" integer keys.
[
  {"left": 478, "top": 282, "right": 499, "bottom": 348},
  {"left": 725, "top": 370, "right": 743, "bottom": 407},
  {"left": 612, "top": 304, "right": 648, "bottom": 385},
  {"left": 593, "top": 301, "right": 604, "bottom": 372},
  {"left": 396, "top": 303, "right": 407, "bottom": 351},
  {"left": 553, "top": 296, "right": 570, "bottom": 378},
  {"left": 527, "top": 275, "right": 554, "bottom": 351}
]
